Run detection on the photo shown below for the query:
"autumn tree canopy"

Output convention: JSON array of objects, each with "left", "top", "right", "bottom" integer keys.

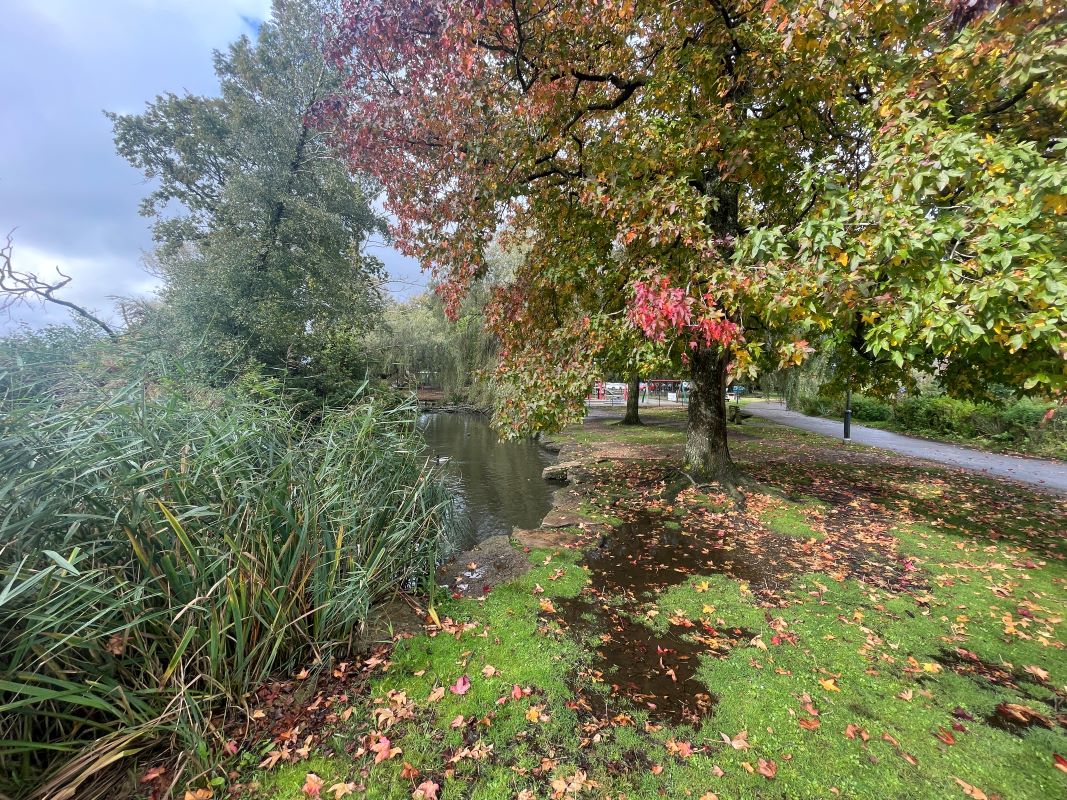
[{"left": 326, "top": 0, "right": 1066, "bottom": 481}]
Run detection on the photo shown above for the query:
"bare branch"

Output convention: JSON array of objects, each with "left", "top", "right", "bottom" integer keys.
[{"left": 0, "top": 234, "right": 118, "bottom": 339}]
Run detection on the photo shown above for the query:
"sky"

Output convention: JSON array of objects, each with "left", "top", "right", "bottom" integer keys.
[{"left": 0, "top": 0, "right": 424, "bottom": 331}]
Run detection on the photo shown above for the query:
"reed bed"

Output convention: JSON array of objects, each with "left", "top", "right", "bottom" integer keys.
[{"left": 0, "top": 332, "right": 455, "bottom": 798}]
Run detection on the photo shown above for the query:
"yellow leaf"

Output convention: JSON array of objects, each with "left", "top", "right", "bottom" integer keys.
[
  {"left": 1044, "top": 194, "right": 1067, "bottom": 214},
  {"left": 819, "top": 678, "right": 841, "bottom": 692}
]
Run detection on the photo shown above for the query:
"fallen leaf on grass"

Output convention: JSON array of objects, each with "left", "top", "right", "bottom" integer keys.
[
  {"left": 818, "top": 678, "right": 840, "bottom": 692},
  {"left": 550, "top": 770, "right": 595, "bottom": 796},
  {"left": 400, "top": 763, "right": 420, "bottom": 780},
  {"left": 720, "top": 731, "right": 750, "bottom": 750},
  {"left": 1054, "top": 753, "right": 1067, "bottom": 774},
  {"left": 327, "top": 783, "right": 357, "bottom": 800},
  {"left": 1024, "top": 665, "right": 1050, "bottom": 682},
  {"left": 845, "top": 723, "right": 869, "bottom": 742},
  {"left": 450, "top": 715, "right": 466, "bottom": 728},
  {"left": 757, "top": 759, "right": 777, "bottom": 779},
  {"left": 427, "top": 686, "right": 445, "bottom": 703},
  {"left": 450, "top": 675, "right": 471, "bottom": 695},
  {"left": 665, "top": 739, "right": 693, "bottom": 758},
  {"left": 934, "top": 728, "right": 956, "bottom": 745},
  {"left": 699, "top": 794, "right": 718, "bottom": 800},
  {"left": 370, "top": 734, "right": 401, "bottom": 764},
  {"left": 481, "top": 664, "right": 498, "bottom": 678},
  {"left": 995, "top": 702, "right": 1052, "bottom": 728},
  {"left": 798, "top": 717, "right": 820, "bottom": 731},
  {"left": 650, "top": 764, "right": 664, "bottom": 775},
  {"left": 412, "top": 779, "right": 439, "bottom": 800},
  {"left": 539, "top": 598, "right": 557, "bottom": 613},
  {"left": 952, "top": 777, "right": 988, "bottom": 799},
  {"left": 184, "top": 792, "right": 212, "bottom": 800},
  {"left": 302, "top": 773, "right": 323, "bottom": 798}
]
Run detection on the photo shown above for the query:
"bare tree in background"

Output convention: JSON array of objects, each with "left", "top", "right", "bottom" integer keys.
[{"left": 1, "top": 234, "right": 117, "bottom": 339}]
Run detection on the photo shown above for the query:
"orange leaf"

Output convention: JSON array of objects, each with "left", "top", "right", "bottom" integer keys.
[
  {"left": 952, "top": 777, "right": 988, "bottom": 799},
  {"left": 934, "top": 728, "right": 955, "bottom": 746},
  {"left": 302, "top": 773, "right": 324, "bottom": 798},
  {"left": 757, "top": 759, "right": 777, "bottom": 779}
]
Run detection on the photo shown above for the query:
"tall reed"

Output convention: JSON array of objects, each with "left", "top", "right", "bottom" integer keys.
[{"left": 0, "top": 330, "right": 455, "bottom": 799}]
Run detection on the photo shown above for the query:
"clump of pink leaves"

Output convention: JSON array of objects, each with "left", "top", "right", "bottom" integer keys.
[{"left": 630, "top": 276, "right": 739, "bottom": 348}]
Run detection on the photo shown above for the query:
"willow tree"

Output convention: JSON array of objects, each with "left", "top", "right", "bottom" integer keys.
[{"left": 326, "top": 0, "right": 1065, "bottom": 482}]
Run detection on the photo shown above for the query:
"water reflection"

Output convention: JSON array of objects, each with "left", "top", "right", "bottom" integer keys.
[{"left": 418, "top": 412, "right": 556, "bottom": 550}]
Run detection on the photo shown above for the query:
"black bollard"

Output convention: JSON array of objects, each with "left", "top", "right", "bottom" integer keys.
[{"left": 843, "top": 388, "right": 852, "bottom": 442}]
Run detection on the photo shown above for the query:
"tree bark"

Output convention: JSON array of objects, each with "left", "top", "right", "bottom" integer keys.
[
  {"left": 685, "top": 346, "right": 742, "bottom": 484},
  {"left": 622, "top": 373, "right": 642, "bottom": 425}
]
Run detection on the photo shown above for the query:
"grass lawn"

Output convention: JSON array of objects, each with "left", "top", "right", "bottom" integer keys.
[{"left": 226, "top": 410, "right": 1066, "bottom": 800}]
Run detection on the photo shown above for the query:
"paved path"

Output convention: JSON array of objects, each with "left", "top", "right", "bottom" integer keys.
[{"left": 745, "top": 401, "right": 1067, "bottom": 495}]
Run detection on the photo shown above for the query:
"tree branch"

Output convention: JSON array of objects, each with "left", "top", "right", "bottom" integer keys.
[{"left": 0, "top": 235, "right": 117, "bottom": 338}]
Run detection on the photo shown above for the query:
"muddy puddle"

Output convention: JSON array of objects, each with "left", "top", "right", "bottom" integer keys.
[
  {"left": 546, "top": 508, "right": 780, "bottom": 725},
  {"left": 544, "top": 480, "right": 922, "bottom": 726}
]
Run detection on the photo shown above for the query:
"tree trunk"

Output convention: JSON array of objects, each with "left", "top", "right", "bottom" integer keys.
[
  {"left": 622, "top": 373, "right": 642, "bottom": 425},
  {"left": 685, "top": 347, "right": 742, "bottom": 484}
]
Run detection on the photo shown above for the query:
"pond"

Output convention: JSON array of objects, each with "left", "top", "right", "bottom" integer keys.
[{"left": 418, "top": 412, "right": 557, "bottom": 550}]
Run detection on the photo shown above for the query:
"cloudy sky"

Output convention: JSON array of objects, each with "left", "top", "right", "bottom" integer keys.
[{"left": 0, "top": 0, "right": 423, "bottom": 331}]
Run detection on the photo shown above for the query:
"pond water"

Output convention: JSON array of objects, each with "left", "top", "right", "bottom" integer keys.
[{"left": 418, "top": 412, "right": 557, "bottom": 550}]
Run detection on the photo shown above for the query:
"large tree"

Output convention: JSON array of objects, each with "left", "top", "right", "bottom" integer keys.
[
  {"left": 326, "top": 0, "right": 1065, "bottom": 482},
  {"left": 108, "top": 0, "right": 385, "bottom": 378}
]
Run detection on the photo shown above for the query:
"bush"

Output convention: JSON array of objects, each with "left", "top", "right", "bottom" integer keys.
[
  {"left": 849, "top": 396, "right": 891, "bottom": 422},
  {"left": 797, "top": 393, "right": 841, "bottom": 418},
  {"left": 0, "top": 332, "right": 456, "bottom": 798},
  {"left": 886, "top": 394, "right": 1064, "bottom": 456},
  {"left": 891, "top": 395, "right": 980, "bottom": 436}
]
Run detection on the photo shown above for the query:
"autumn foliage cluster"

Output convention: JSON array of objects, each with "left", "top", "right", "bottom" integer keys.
[{"left": 324, "top": 0, "right": 1065, "bottom": 476}]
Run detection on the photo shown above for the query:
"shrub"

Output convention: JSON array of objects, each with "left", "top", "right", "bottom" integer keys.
[
  {"left": 849, "top": 396, "right": 891, "bottom": 422},
  {"left": 797, "top": 393, "right": 841, "bottom": 418},
  {"left": 0, "top": 333, "right": 456, "bottom": 799},
  {"left": 891, "top": 395, "right": 979, "bottom": 436}
]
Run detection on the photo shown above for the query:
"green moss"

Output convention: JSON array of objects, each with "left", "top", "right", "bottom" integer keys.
[{"left": 762, "top": 503, "right": 824, "bottom": 539}]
